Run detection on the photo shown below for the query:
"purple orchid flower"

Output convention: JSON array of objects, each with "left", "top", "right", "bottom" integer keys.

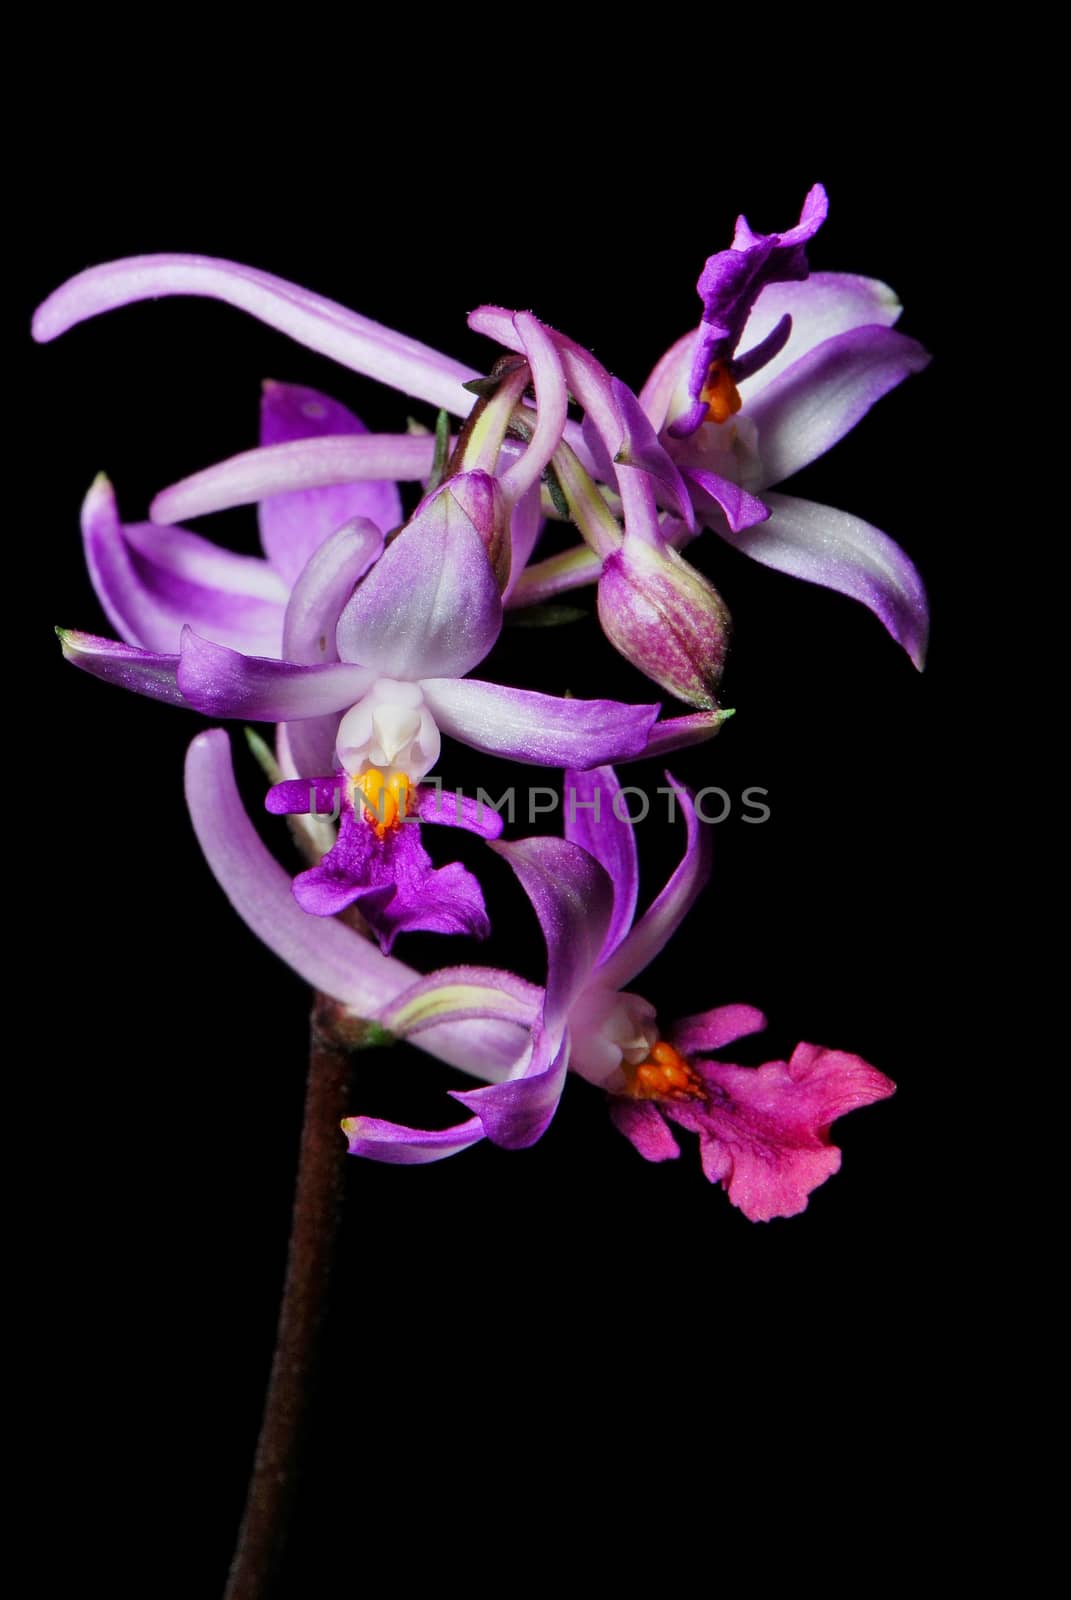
[
  {"left": 471, "top": 184, "right": 931, "bottom": 670},
  {"left": 61, "top": 464, "right": 669, "bottom": 949},
  {"left": 185, "top": 733, "right": 893, "bottom": 1219},
  {"left": 349, "top": 766, "right": 895, "bottom": 1221}
]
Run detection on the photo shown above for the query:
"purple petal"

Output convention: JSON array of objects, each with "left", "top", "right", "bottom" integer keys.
[
  {"left": 378, "top": 965, "right": 542, "bottom": 1038},
  {"left": 598, "top": 774, "right": 710, "bottom": 991},
  {"left": 607, "top": 1098, "right": 681, "bottom": 1163},
  {"left": 421, "top": 678, "right": 659, "bottom": 767},
  {"left": 734, "top": 271, "right": 906, "bottom": 400},
  {"left": 639, "top": 330, "right": 693, "bottom": 431},
  {"left": 563, "top": 765, "right": 638, "bottom": 964},
  {"left": 336, "top": 479, "right": 502, "bottom": 679},
  {"left": 57, "top": 628, "right": 182, "bottom": 704},
  {"left": 669, "top": 1004, "right": 768, "bottom": 1056},
  {"left": 151, "top": 434, "right": 436, "bottom": 528},
  {"left": 719, "top": 491, "right": 929, "bottom": 669},
  {"left": 664, "top": 1043, "right": 896, "bottom": 1222},
  {"left": 185, "top": 730, "right": 524, "bottom": 1077},
  {"left": 280, "top": 518, "right": 383, "bottom": 776},
  {"left": 33, "top": 255, "right": 478, "bottom": 412},
  {"left": 583, "top": 379, "right": 695, "bottom": 530},
  {"left": 490, "top": 835, "right": 613, "bottom": 1039},
  {"left": 265, "top": 775, "right": 343, "bottom": 816},
  {"left": 749, "top": 325, "right": 931, "bottom": 487},
  {"left": 450, "top": 1031, "right": 568, "bottom": 1150},
  {"left": 679, "top": 467, "right": 769, "bottom": 535},
  {"left": 257, "top": 382, "right": 403, "bottom": 585},
  {"left": 342, "top": 1114, "right": 484, "bottom": 1164},
  {"left": 292, "top": 807, "right": 492, "bottom": 952},
  {"left": 81, "top": 475, "right": 286, "bottom": 655},
  {"left": 621, "top": 709, "right": 734, "bottom": 761},
  {"left": 503, "top": 483, "right": 544, "bottom": 600},
  {"left": 414, "top": 786, "right": 505, "bottom": 839},
  {"left": 499, "top": 313, "right": 568, "bottom": 505},
  {"left": 177, "top": 629, "right": 373, "bottom": 719},
  {"left": 283, "top": 519, "right": 384, "bottom": 664}
]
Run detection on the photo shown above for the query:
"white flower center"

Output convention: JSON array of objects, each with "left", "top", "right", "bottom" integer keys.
[
  {"left": 568, "top": 986, "right": 659, "bottom": 1091},
  {"left": 335, "top": 677, "right": 441, "bottom": 783}
]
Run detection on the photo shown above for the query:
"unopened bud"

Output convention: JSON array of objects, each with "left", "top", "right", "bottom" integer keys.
[{"left": 597, "top": 539, "right": 731, "bottom": 708}]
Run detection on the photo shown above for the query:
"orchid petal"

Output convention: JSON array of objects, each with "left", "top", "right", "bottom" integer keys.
[
  {"left": 177, "top": 629, "right": 373, "bottom": 720},
  {"left": 665, "top": 1044, "right": 896, "bottom": 1222},
  {"left": 81, "top": 476, "right": 286, "bottom": 655},
  {"left": 749, "top": 325, "right": 931, "bottom": 487},
  {"left": 185, "top": 730, "right": 526, "bottom": 1078},
  {"left": 735, "top": 271, "right": 906, "bottom": 400},
  {"left": 503, "top": 483, "right": 544, "bottom": 601},
  {"left": 679, "top": 467, "right": 769, "bottom": 535},
  {"left": 450, "top": 1031, "right": 568, "bottom": 1150},
  {"left": 491, "top": 835, "right": 613, "bottom": 1041},
  {"left": 623, "top": 709, "right": 734, "bottom": 760},
  {"left": 563, "top": 765, "right": 638, "bottom": 964},
  {"left": 581, "top": 380, "right": 695, "bottom": 531},
  {"left": 292, "top": 810, "right": 492, "bottom": 952},
  {"left": 420, "top": 678, "right": 660, "bottom": 767},
  {"left": 283, "top": 519, "right": 384, "bottom": 665},
  {"left": 719, "top": 491, "right": 929, "bottom": 669},
  {"left": 33, "top": 254, "right": 478, "bottom": 412},
  {"left": 57, "top": 628, "right": 182, "bottom": 704},
  {"left": 414, "top": 786, "right": 505, "bottom": 839},
  {"left": 669, "top": 1004, "right": 768, "bottom": 1056},
  {"left": 256, "top": 382, "right": 403, "bottom": 584},
  {"left": 598, "top": 774, "right": 710, "bottom": 991},
  {"left": 342, "top": 1114, "right": 485, "bottom": 1164},
  {"left": 607, "top": 1099, "right": 681, "bottom": 1163},
  {"left": 378, "top": 966, "right": 541, "bottom": 1036},
  {"left": 280, "top": 518, "right": 383, "bottom": 775},
  {"left": 499, "top": 313, "right": 568, "bottom": 505},
  {"left": 152, "top": 434, "right": 436, "bottom": 528},
  {"left": 336, "top": 480, "right": 502, "bottom": 679}
]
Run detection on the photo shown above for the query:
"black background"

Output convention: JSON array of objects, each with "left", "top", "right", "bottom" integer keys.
[{"left": 19, "top": 85, "right": 979, "bottom": 1593}]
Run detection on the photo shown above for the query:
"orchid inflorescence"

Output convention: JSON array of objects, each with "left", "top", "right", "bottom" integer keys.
[{"left": 39, "top": 183, "right": 927, "bottom": 1222}]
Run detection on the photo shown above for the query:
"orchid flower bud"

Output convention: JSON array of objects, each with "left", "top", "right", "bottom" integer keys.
[{"left": 597, "top": 536, "right": 731, "bottom": 709}]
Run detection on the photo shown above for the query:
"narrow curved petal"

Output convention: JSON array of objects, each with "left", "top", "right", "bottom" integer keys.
[
  {"left": 57, "top": 627, "right": 182, "bottom": 704},
  {"left": 499, "top": 313, "right": 568, "bottom": 504},
  {"left": 185, "top": 730, "right": 526, "bottom": 1078},
  {"left": 283, "top": 518, "right": 384, "bottom": 665},
  {"left": 680, "top": 467, "right": 769, "bottom": 535},
  {"left": 378, "top": 966, "right": 542, "bottom": 1036},
  {"left": 421, "top": 678, "right": 660, "bottom": 767},
  {"left": 491, "top": 835, "right": 613, "bottom": 1038},
  {"left": 719, "top": 491, "right": 929, "bottom": 669},
  {"left": 177, "top": 628, "right": 373, "bottom": 720},
  {"left": 413, "top": 786, "right": 505, "bottom": 839},
  {"left": 598, "top": 774, "right": 710, "bottom": 991},
  {"left": 669, "top": 1004, "right": 768, "bottom": 1056},
  {"left": 33, "top": 254, "right": 478, "bottom": 412},
  {"left": 82, "top": 476, "right": 286, "bottom": 655},
  {"left": 749, "top": 325, "right": 931, "bottom": 486},
  {"left": 257, "top": 382, "right": 404, "bottom": 584},
  {"left": 639, "top": 330, "right": 693, "bottom": 431},
  {"left": 151, "top": 434, "right": 436, "bottom": 527},
  {"left": 450, "top": 1031, "right": 569, "bottom": 1150},
  {"left": 581, "top": 380, "right": 695, "bottom": 530},
  {"left": 342, "top": 1114, "right": 485, "bottom": 1164},
  {"left": 506, "top": 544, "right": 601, "bottom": 608},
  {"left": 563, "top": 765, "right": 638, "bottom": 964},
  {"left": 735, "top": 271, "right": 906, "bottom": 400},
  {"left": 619, "top": 708, "right": 733, "bottom": 761},
  {"left": 503, "top": 483, "right": 544, "bottom": 600},
  {"left": 336, "top": 481, "right": 502, "bottom": 679}
]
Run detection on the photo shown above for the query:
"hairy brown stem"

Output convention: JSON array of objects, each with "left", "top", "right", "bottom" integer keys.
[{"left": 223, "top": 994, "right": 355, "bottom": 1600}]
